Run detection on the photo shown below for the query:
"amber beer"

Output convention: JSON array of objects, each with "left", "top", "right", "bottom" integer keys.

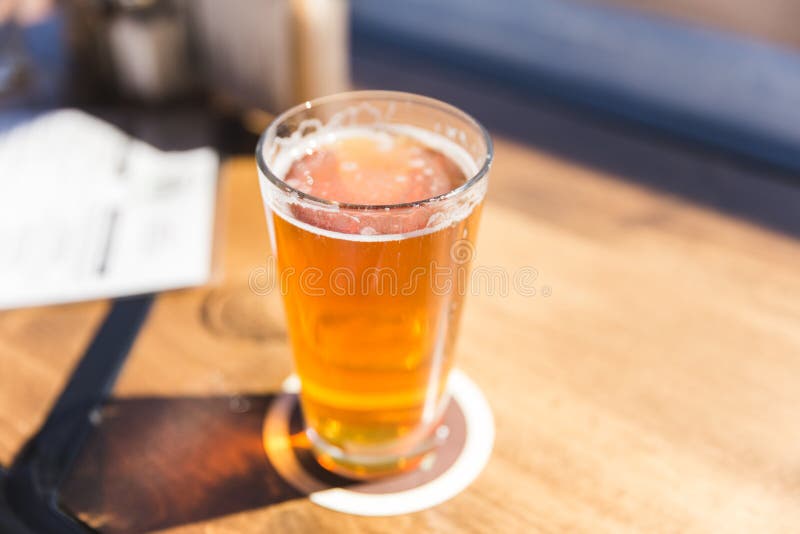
[{"left": 257, "top": 92, "right": 491, "bottom": 477}]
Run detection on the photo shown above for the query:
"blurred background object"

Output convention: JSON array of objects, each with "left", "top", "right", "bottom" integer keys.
[
  {"left": 190, "top": 0, "right": 349, "bottom": 117},
  {"left": 105, "top": 0, "right": 194, "bottom": 102},
  {"left": 1, "top": 0, "right": 350, "bottom": 112}
]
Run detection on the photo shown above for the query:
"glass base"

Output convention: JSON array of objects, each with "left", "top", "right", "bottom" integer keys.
[{"left": 306, "top": 425, "right": 447, "bottom": 479}]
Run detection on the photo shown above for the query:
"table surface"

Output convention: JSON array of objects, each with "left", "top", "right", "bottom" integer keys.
[{"left": 2, "top": 132, "right": 800, "bottom": 533}]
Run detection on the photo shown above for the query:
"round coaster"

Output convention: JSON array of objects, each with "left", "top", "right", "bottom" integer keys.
[{"left": 262, "top": 369, "right": 494, "bottom": 516}]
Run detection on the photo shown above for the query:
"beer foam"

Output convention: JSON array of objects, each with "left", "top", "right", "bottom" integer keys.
[
  {"left": 262, "top": 124, "right": 485, "bottom": 243},
  {"left": 270, "top": 125, "right": 478, "bottom": 184}
]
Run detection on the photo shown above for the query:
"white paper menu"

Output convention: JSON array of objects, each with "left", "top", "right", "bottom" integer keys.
[{"left": 0, "top": 109, "right": 218, "bottom": 310}]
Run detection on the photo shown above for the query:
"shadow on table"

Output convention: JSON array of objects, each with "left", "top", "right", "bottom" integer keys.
[{"left": 59, "top": 394, "right": 352, "bottom": 534}]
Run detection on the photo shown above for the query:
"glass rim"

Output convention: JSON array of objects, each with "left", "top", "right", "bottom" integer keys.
[{"left": 255, "top": 90, "right": 493, "bottom": 211}]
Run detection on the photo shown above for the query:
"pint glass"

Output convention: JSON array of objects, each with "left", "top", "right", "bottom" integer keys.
[{"left": 256, "top": 91, "right": 492, "bottom": 477}]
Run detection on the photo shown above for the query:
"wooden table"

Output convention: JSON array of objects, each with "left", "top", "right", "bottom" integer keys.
[{"left": 2, "top": 134, "right": 800, "bottom": 533}]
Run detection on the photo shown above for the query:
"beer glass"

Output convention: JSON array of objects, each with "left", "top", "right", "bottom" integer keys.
[{"left": 256, "top": 91, "right": 492, "bottom": 478}]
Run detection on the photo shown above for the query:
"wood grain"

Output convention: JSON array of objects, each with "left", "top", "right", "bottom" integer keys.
[{"left": 5, "top": 134, "right": 800, "bottom": 532}]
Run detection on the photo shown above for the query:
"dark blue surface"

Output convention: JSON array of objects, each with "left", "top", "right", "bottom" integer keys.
[
  {"left": 5, "top": 295, "right": 154, "bottom": 534},
  {"left": 352, "top": 0, "right": 800, "bottom": 172}
]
